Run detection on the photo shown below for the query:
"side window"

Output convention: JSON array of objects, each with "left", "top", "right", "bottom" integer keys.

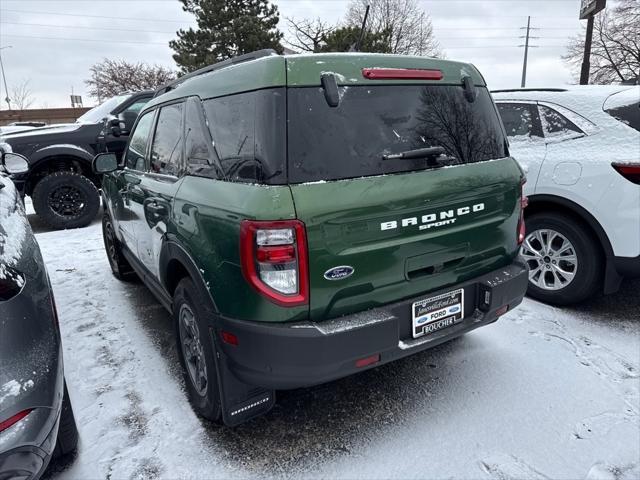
[
  {"left": 184, "top": 98, "right": 218, "bottom": 176},
  {"left": 205, "top": 94, "right": 255, "bottom": 181},
  {"left": 497, "top": 103, "right": 540, "bottom": 139},
  {"left": 124, "top": 111, "right": 154, "bottom": 170},
  {"left": 123, "top": 97, "right": 151, "bottom": 115},
  {"left": 202, "top": 89, "right": 286, "bottom": 184},
  {"left": 539, "top": 105, "right": 583, "bottom": 138},
  {"left": 150, "top": 103, "right": 184, "bottom": 176}
]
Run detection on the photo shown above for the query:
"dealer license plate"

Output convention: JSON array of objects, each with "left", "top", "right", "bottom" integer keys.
[{"left": 412, "top": 288, "right": 464, "bottom": 338}]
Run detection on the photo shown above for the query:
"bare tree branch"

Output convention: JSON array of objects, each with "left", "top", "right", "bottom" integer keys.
[
  {"left": 10, "top": 79, "right": 35, "bottom": 110},
  {"left": 345, "top": 0, "right": 441, "bottom": 57},
  {"left": 284, "top": 17, "right": 334, "bottom": 53},
  {"left": 85, "top": 59, "right": 176, "bottom": 100},
  {"left": 562, "top": 1, "right": 639, "bottom": 84}
]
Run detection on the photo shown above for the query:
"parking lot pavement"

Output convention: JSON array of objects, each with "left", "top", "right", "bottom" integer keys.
[{"left": 35, "top": 215, "right": 638, "bottom": 480}]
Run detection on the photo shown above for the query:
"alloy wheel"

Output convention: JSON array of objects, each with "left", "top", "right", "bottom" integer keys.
[
  {"left": 49, "top": 185, "right": 87, "bottom": 217},
  {"left": 521, "top": 229, "right": 578, "bottom": 291},
  {"left": 178, "top": 304, "right": 208, "bottom": 396},
  {"left": 104, "top": 219, "right": 119, "bottom": 270}
]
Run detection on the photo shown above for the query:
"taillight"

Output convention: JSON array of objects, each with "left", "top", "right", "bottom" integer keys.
[
  {"left": 0, "top": 409, "right": 32, "bottom": 433},
  {"left": 240, "top": 220, "right": 309, "bottom": 307},
  {"left": 612, "top": 163, "right": 640, "bottom": 185},
  {"left": 518, "top": 179, "right": 528, "bottom": 245},
  {"left": 362, "top": 68, "right": 443, "bottom": 80}
]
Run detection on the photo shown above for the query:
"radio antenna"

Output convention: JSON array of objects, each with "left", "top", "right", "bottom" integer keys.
[{"left": 352, "top": 4, "right": 370, "bottom": 52}]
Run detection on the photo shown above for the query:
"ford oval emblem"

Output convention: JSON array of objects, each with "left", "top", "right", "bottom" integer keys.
[{"left": 324, "top": 266, "right": 355, "bottom": 281}]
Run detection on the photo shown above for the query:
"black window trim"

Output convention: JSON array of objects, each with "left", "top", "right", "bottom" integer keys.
[
  {"left": 184, "top": 96, "right": 226, "bottom": 181},
  {"left": 145, "top": 98, "right": 187, "bottom": 180},
  {"left": 122, "top": 108, "right": 158, "bottom": 173}
]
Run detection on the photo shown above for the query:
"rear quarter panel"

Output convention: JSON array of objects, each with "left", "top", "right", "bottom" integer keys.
[
  {"left": 171, "top": 177, "right": 305, "bottom": 322},
  {"left": 535, "top": 127, "right": 640, "bottom": 257}
]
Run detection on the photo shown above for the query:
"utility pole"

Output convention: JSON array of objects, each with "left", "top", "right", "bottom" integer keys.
[
  {"left": 520, "top": 16, "right": 531, "bottom": 88},
  {"left": 0, "top": 46, "right": 12, "bottom": 110}
]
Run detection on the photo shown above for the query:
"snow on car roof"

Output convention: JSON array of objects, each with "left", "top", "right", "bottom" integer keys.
[
  {"left": 493, "top": 85, "right": 638, "bottom": 120},
  {"left": 603, "top": 87, "right": 640, "bottom": 110}
]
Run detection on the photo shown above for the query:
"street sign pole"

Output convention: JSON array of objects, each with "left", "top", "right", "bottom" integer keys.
[
  {"left": 578, "top": 0, "right": 606, "bottom": 85},
  {"left": 579, "top": 13, "right": 595, "bottom": 85}
]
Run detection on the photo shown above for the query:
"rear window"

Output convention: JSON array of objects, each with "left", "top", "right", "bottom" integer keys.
[
  {"left": 287, "top": 85, "right": 507, "bottom": 183},
  {"left": 604, "top": 89, "right": 640, "bottom": 132}
]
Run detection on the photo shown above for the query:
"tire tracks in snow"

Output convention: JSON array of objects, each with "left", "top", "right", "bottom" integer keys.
[
  {"left": 38, "top": 222, "right": 231, "bottom": 479},
  {"left": 477, "top": 301, "right": 639, "bottom": 480},
  {"left": 513, "top": 301, "right": 639, "bottom": 436}
]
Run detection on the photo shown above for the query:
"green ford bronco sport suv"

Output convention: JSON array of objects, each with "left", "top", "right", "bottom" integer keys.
[{"left": 93, "top": 50, "right": 529, "bottom": 426}]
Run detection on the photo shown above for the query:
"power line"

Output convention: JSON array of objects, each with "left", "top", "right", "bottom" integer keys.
[
  {"left": 0, "top": 33, "right": 566, "bottom": 50},
  {"left": 0, "top": 33, "right": 168, "bottom": 46},
  {"left": 3, "top": 21, "right": 569, "bottom": 40},
  {"left": 0, "top": 8, "right": 190, "bottom": 23},
  {"left": 0, "top": 20, "right": 177, "bottom": 34}
]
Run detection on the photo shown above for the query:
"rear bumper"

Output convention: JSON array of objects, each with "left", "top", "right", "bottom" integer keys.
[
  {"left": 216, "top": 260, "right": 529, "bottom": 390},
  {"left": 613, "top": 255, "right": 640, "bottom": 278},
  {"left": 0, "top": 411, "right": 59, "bottom": 480},
  {"left": 0, "top": 378, "right": 62, "bottom": 480}
]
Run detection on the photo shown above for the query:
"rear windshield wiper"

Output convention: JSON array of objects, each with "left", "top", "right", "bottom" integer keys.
[
  {"left": 383, "top": 146, "right": 457, "bottom": 168},
  {"left": 382, "top": 146, "right": 446, "bottom": 161}
]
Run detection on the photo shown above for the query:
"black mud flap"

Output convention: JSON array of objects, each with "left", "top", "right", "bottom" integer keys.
[{"left": 214, "top": 348, "right": 276, "bottom": 427}]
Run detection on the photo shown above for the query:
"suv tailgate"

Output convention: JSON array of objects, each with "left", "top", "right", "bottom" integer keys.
[
  {"left": 286, "top": 76, "right": 523, "bottom": 321},
  {"left": 290, "top": 159, "right": 522, "bottom": 320}
]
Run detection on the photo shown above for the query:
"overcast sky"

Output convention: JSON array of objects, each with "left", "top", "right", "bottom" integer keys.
[{"left": 0, "top": 0, "right": 596, "bottom": 108}]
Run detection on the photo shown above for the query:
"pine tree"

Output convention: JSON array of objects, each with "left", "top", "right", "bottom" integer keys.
[
  {"left": 170, "top": 0, "right": 284, "bottom": 74},
  {"left": 320, "top": 26, "right": 392, "bottom": 53}
]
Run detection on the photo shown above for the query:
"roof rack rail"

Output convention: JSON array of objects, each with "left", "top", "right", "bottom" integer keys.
[
  {"left": 154, "top": 49, "right": 278, "bottom": 97},
  {"left": 491, "top": 88, "right": 568, "bottom": 93}
]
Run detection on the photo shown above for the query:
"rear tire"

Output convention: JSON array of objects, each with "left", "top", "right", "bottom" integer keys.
[
  {"left": 101, "top": 212, "right": 134, "bottom": 280},
  {"left": 32, "top": 171, "right": 100, "bottom": 229},
  {"left": 173, "top": 277, "right": 222, "bottom": 423},
  {"left": 521, "top": 212, "right": 602, "bottom": 306},
  {"left": 53, "top": 381, "right": 78, "bottom": 458}
]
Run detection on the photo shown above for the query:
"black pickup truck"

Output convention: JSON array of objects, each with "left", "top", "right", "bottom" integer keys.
[{"left": 0, "top": 91, "right": 152, "bottom": 229}]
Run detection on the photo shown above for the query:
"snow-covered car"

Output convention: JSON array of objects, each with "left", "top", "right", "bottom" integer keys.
[
  {"left": 493, "top": 86, "right": 640, "bottom": 305},
  {"left": 0, "top": 153, "right": 78, "bottom": 478}
]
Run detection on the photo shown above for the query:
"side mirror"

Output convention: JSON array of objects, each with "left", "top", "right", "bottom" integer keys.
[
  {"left": 1, "top": 152, "right": 29, "bottom": 174},
  {"left": 107, "top": 117, "right": 122, "bottom": 137},
  {"left": 93, "top": 152, "right": 118, "bottom": 174},
  {"left": 119, "top": 111, "right": 138, "bottom": 136}
]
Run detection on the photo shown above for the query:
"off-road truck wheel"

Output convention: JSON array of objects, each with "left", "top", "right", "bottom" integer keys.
[
  {"left": 520, "top": 212, "right": 602, "bottom": 306},
  {"left": 173, "top": 277, "right": 222, "bottom": 423},
  {"left": 53, "top": 381, "right": 79, "bottom": 458},
  {"left": 32, "top": 171, "right": 100, "bottom": 229},
  {"left": 102, "top": 213, "right": 135, "bottom": 280}
]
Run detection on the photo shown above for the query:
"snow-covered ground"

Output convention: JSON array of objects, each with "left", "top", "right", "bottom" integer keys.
[{"left": 32, "top": 208, "right": 639, "bottom": 480}]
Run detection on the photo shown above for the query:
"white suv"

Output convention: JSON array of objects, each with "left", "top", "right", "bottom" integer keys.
[{"left": 493, "top": 86, "right": 639, "bottom": 305}]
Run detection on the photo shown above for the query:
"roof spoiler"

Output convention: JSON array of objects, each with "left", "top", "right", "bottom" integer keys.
[{"left": 154, "top": 49, "right": 278, "bottom": 97}]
